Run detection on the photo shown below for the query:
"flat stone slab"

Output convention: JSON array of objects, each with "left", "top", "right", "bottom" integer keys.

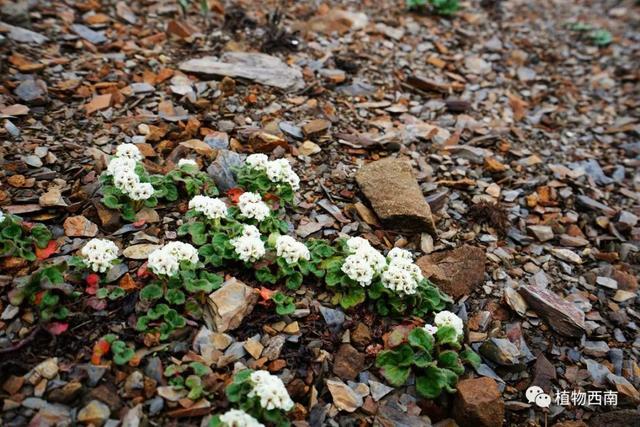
[
  {"left": 179, "top": 52, "right": 305, "bottom": 91},
  {"left": 519, "top": 285, "right": 586, "bottom": 338},
  {"left": 416, "top": 244, "right": 485, "bottom": 298},
  {"left": 355, "top": 157, "right": 436, "bottom": 235},
  {"left": 206, "top": 278, "right": 258, "bottom": 333}
]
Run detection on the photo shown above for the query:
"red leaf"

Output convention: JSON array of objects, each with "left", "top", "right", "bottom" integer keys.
[
  {"left": 86, "top": 273, "right": 100, "bottom": 287},
  {"left": 21, "top": 221, "right": 34, "bottom": 231},
  {"left": 227, "top": 187, "right": 245, "bottom": 204},
  {"left": 35, "top": 240, "right": 58, "bottom": 260},
  {"left": 46, "top": 322, "right": 69, "bottom": 335},
  {"left": 259, "top": 287, "right": 275, "bottom": 301},
  {"left": 85, "top": 273, "right": 100, "bottom": 295},
  {"left": 137, "top": 263, "right": 151, "bottom": 279},
  {"left": 91, "top": 339, "right": 111, "bottom": 365},
  {"left": 34, "top": 290, "right": 45, "bottom": 305},
  {"left": 132, "top": 219, "right": 146, "bottom": 227}
]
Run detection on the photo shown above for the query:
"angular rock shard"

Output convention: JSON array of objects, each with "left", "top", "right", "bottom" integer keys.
[
  {"left": 453, "top": 377, "right": 504, "bottom": 427},
  {"left": 205, "top": 278, "right": 258, "bottom": 333},
  {"left": 518, "top": 285, "right": 585, "bottom": 338},
  {"left": 179, "top": 52, "right": 304, "bottom": 91},
  {"left": 416, "top": 245, "right": 485, "bottom": 298},
  {"left": 355, "top": 157, "right": 436, "bottom": 235}
]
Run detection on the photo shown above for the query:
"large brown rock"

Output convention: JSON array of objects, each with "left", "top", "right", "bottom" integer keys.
[
  {"left": 355, "top": 157, "right": 436, "bottom": 235},
  {"left": 333, "top": 344, "right": 365, "bottom": 380},
  {"left": 518, "top": 286, "right": 585, "bottom": 338},
  {"left": 416, "top": 245, "right": 485, "bottom": 299},
  {"left": 453, "top": 377, "right": 504, "bottom": 427},
  {"left": 205, "top": 278, "right": 258, "bottom": 333}
]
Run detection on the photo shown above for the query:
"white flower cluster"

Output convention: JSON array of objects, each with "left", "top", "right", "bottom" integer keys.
[
  {"left": 105, "top": 144, "right": 154, "bottom": 201},
  {"left": 115, "top": 143, "right": 143, "bottom": 161},
  {"left": 245, "top": 154, "right": 300, "bottom": 190},
  {"left": 178, "top": 158, "right": 198, "bottom": 168},
  {"left": 230, "top": 225, "right": 265, "bottom": 263},
  {"left": 275, "top": 235, "right": 310, "bottom": 265},
  {"left": 248, "top": 370, "right": 294, "bottom": 411},
  {"left": 80, "top": 238, "right": 119, "bottom": 273},
  {"left": 380, "top": 248, "right": 424, "bottom": 296},
  {"left": 188, "top": 195, "right": 228, "bottom": 220},
  {"left": 434, "top": 310, "right": 464, "bottom": 339},
  {"left": 237, "top": 192, "right": 270, "bottom": 222},
  {"left": 219, "top": 409, "right": 264, "bottom": 427},
  {"left": 341, "top": 237, "right": 386, "bottom": 287},
  {"left": 147, "top": 241, "right": 199, "bottom": 277}
]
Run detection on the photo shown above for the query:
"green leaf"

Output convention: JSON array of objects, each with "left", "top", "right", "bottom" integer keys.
[
  {"left": 285, "top": 272, "right": 303, "bottom": 290},
  {"left": 113, "top": 348, "right": 134, "bottom": 365},
  {"left": 340, "top": 287, "right": 366, "bottom": 309},
  {"left": 164, "top": 183, "right": 179, "bottom": 202},
  {"left": 375, "top": 344, "right": 414, "bottom": 368},
  {"left": 30, "top": 225, "right": 52, "bottom": 248},
  {"left": 275, "top": 301, "right": 295, "bottom": 316},
  {"left": 165, "top": 289, "right": 186, "bottom": 305},
  {"left": 136, "top": 316, "right": 150, "bottom": 331},
  {"left": 380, "top": 364, "right": 410, "bottom": 387},
  {"left": 189, "top": 222, "right": 207, "bottom": 245},
  {"left": 102, "top": 195, "right": 121, "bottom": 209},
  {"left": 438, "top": 350, "right": 464, "bottom": 375},
  {"left": 435, "top": 325, "right": 461, "bottom": 349},
  {"left": 408, "top": 327, "right": 435, "bottom": 353},
  {"left": 460, "top": 348, "right": 482, "bottom": 369},
  {"left": 414, "top": 352, "right": 434, "bottom": 367},
  {"left": 109, "top": 287, "right": 125, "bottom": 300},
  {"left": 325, "top": 270, "right": 342, "bottom": 287},
  {"left": 208, "top": 415, "right": 222, "bottom": 427},
  {"left": 225, "top": 382, "right": 243, "bottom": 402},
  {"left": 2, "top": 223, "right": 21, "bottom": 239},
  {"left": 140, "top": 284, "right": 163, "bottom": 301},
  {"left": 190, "top": 362, "right": 211, "bottom": 376},
  {"left": 255, "top": 267, "right": 277, "bottom": 284}
]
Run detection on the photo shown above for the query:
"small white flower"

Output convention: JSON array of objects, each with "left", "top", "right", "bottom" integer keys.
[
  {"left": 341, "top": 254, "right": 375, "bottom": 287},
  {"left": 248, "top": 370, "right": 294, "bottom": 411},
  {"left": 147, "top": 248, "right": 179, "bottom": 277},
  {"left": 106, "top": 157, "right": 137, "bottom": 177},
  {"left": 434, "top": 310, "right": 464, "bottom": 339},
  {"left": 115, "top": 143, "right": 143, "bottom": 161},
  {"left": 275, "top": 235, "right": 310, "bottom": 265},
  {"left": 178, "top": 158, "right": 198, "bottom": 169},
  {"left": 357, "top": 246, "right": 386, "bottom": 274},
  {"left": 422, "top": 324, "right": 438, "bottom": 335},
  {"left": 219, "top": 409, "right": 264, "bottom": 427},
  {"left": 163, "top": 241, "right": 199, "bottom": 265},
  {"left": 129, "top": 182, "right": 154, "bottom": 201},
  {"left": 188, "top": 195, "right": 228, "bottom": 220},
  {"left": 265, "top": 158, "right": 300, "bottom": 190},
  {"left": 245, "top": 153, "right": 269, "bottom": 171},
  {"left": 241, "top": 224, "right": 261, "bottom": 239},
  {"left": 237, "top": 192, "right": 270, "bottom": 222},
  {"left": 346, "top": 236, "right": 372, "bottom": 253},
  {"left": 147, "top": 241, "right": 199, "bottom": 276},
  {"left": 230, "top": 233, "right": 265, "bottom": 263},
  {"left": 0, "top": 210, "right": 5, "bottom": 223},
  {"left": 387, "top": 247, "right": 414, "bottom": 262},
  {"left": 344, "top": 236, "right": 386, "bottom": 274},
  {"left": 113, "top": 169, "right": 139, "bottom": 193},
  {"left": 80, "top": 239, "right": 119, "bottom": 273}
]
